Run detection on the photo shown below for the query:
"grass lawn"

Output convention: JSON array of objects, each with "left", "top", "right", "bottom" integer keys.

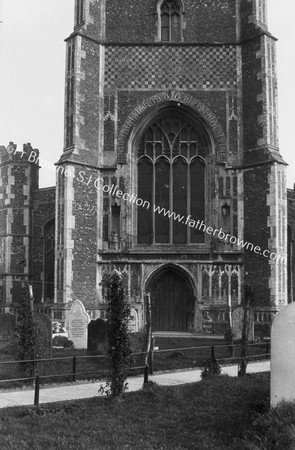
[{"left": 1, "top": 373, "right": 293, "bottom": 450}]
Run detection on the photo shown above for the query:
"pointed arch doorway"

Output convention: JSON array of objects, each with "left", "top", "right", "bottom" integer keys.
[{"left": 147, "top": 266, "right": 195, "bottom": 332}]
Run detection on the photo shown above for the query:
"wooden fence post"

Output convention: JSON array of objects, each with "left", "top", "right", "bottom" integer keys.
[
  {"left": 72, "top": 356, "right": 77, "bottom": 382},
  {"left": 34, "top": 376, "right": 40, "bottom": 406}
]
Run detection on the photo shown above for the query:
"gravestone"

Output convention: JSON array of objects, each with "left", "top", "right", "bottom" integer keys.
[
  {"left": 202, "top": 310, "right": 214, "bottom": 334},
  {"left": 128, "top": 332, "right": 146, "bottom": 353},
  {"left": 232, "top": 306, "right": 254, "bottom": 341},
  {"left": 232, "top": 307, "right": 244, "bottom": 341},
  {"left": 194, "top": 308, "right": 203, "bottom": 333},
  {"left": 271, "top": 303, "right": 295, "bottom": 407},
  {"left": 66, "top": 300, "right": 90, "bottom": 349},
  {"left": 128, "top": 308, "right": 138, "bottom": 333},
  {"left": 0, "top": 314, "right": 16, "bottom": 347},
  {"left": 35, "top": 312, "right": 52, "bottom": 357},
  {"left": 87, "top": 318, "right": 108, "bottom": 355}
]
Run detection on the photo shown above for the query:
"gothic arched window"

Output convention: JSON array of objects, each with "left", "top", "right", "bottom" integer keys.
[
  {"left": 137, "top": 113, "right": 209, "bottom": 245},
  {"left": 160, "top": 0, "right": 182, "bottom": 42},
  {"left": 44, "top": 220, "right": 55, "bottom": 301}
]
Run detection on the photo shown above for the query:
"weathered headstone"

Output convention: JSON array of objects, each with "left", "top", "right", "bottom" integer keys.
[
  {"left": 232, "top": 306, "right": 254, "bottom": 341},
  {"left": 202, "top": 310, "right": 214, "bottom": 334},
  {"left": 128, "top": 331, "right": 146, "bottom": 353},
  {"left": 271, "top": 303, "right": 295, "bottom": 406},
  {"left": 194, "top": 308, "right": 203, "bottom": 333},
  {"left": 232, "top": 307, "right": 244, "bottom": 340},
  {"left": 35, "top": 312, "right": 52, "bottom": 357},
  {"left": 0, "top": 314, "right": 16, "bottom": 345},
  {"left": 87, "top": 318, "right": 108, "bottom": 355},
  {"left": 128, "top": 308, "right": 138, "bottom": 333},
  {"left": 66, "top": 300, "right": 90, "bottom": 349}
]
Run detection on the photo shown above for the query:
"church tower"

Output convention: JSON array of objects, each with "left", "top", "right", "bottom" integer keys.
[
  {"left": 55, "top": 0, "right": 287, "bottom": 336},
  {"left": 0, "top": 143, "right": 39, "bottom": 311}
]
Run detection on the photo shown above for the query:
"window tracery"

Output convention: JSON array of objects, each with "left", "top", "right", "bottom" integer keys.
[{"left": 137, "top": 114, "right": 209, "bottom": 245}]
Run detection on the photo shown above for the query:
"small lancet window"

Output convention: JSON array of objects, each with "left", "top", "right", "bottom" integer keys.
[
  {"left": 160, "top": 0, "right": 182, "bottom": 42},
  {"left": 44, "top": 220, "right": 55, "bottom": 301},
  {"left": 75, "top": 0, "right": 85, "bottom": 27},
  {"left": 255, "top": 0, "right": 267, "bottom": 28},
  {"left": 221, "top": 203, "right": 231, "bottom": 235},
  {"left": 111, "top": 204, "right": 120, "bottom": 236},
  {"left": 110, "top": 203, "right": 120, "bottom": 250}
]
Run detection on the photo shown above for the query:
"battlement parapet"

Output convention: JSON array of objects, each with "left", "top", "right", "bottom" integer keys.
[{"left": 0, "top": 142, "right": 40, "bottom": 165}]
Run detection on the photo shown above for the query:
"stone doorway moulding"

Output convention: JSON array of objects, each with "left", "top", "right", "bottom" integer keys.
[{"left": 146, "top": 264, "right": 195, "bottom": 332}]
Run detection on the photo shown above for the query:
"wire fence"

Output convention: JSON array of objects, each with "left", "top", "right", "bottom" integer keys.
[
  {"left": 0, "top": 363, "right": 149, "bottom": 407},
  {"left": 148, "top": 341, "right": 270, "bottom": 374},
  {"left": 0, "top": 340, "right": 270, "bottom": 406}
]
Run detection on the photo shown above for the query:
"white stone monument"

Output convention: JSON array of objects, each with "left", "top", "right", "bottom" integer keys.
[
  {"left": 271, "top": 303, "right": 295, "bottom": 407},
  {"left": 65, "top": 300, "right": 90, "bottom": 349}
]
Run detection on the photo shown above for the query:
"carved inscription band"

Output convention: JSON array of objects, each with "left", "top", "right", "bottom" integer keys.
[{"left": 117, "top": 90, "right": 226, "bottom": 159}]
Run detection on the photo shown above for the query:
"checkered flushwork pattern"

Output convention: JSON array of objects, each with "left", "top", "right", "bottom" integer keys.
[{"left": 105, "top": 45, "right": 237, "bottom": 90}]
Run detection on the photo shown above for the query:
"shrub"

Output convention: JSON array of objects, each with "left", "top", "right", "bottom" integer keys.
[
  {"left": 99, "top": 269, "right": 131, "bottom": 397},
  {"left": 15, "top": 285, "right": 38, "bottom": 376},
  {"left": 52, "top": 335, "right": 74, "bottom": 348},
  {"left": 201, "top": 358, "right": 221, "bottom": 380}
]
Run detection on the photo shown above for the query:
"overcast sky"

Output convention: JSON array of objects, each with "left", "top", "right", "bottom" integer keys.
[{"left": 0, "top": 1, "right": 294, "bottom": 188}]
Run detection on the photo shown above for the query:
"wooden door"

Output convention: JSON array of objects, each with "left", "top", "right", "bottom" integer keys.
[{"left": 151, "top": 269, "right": 193, "bottom": 332}]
